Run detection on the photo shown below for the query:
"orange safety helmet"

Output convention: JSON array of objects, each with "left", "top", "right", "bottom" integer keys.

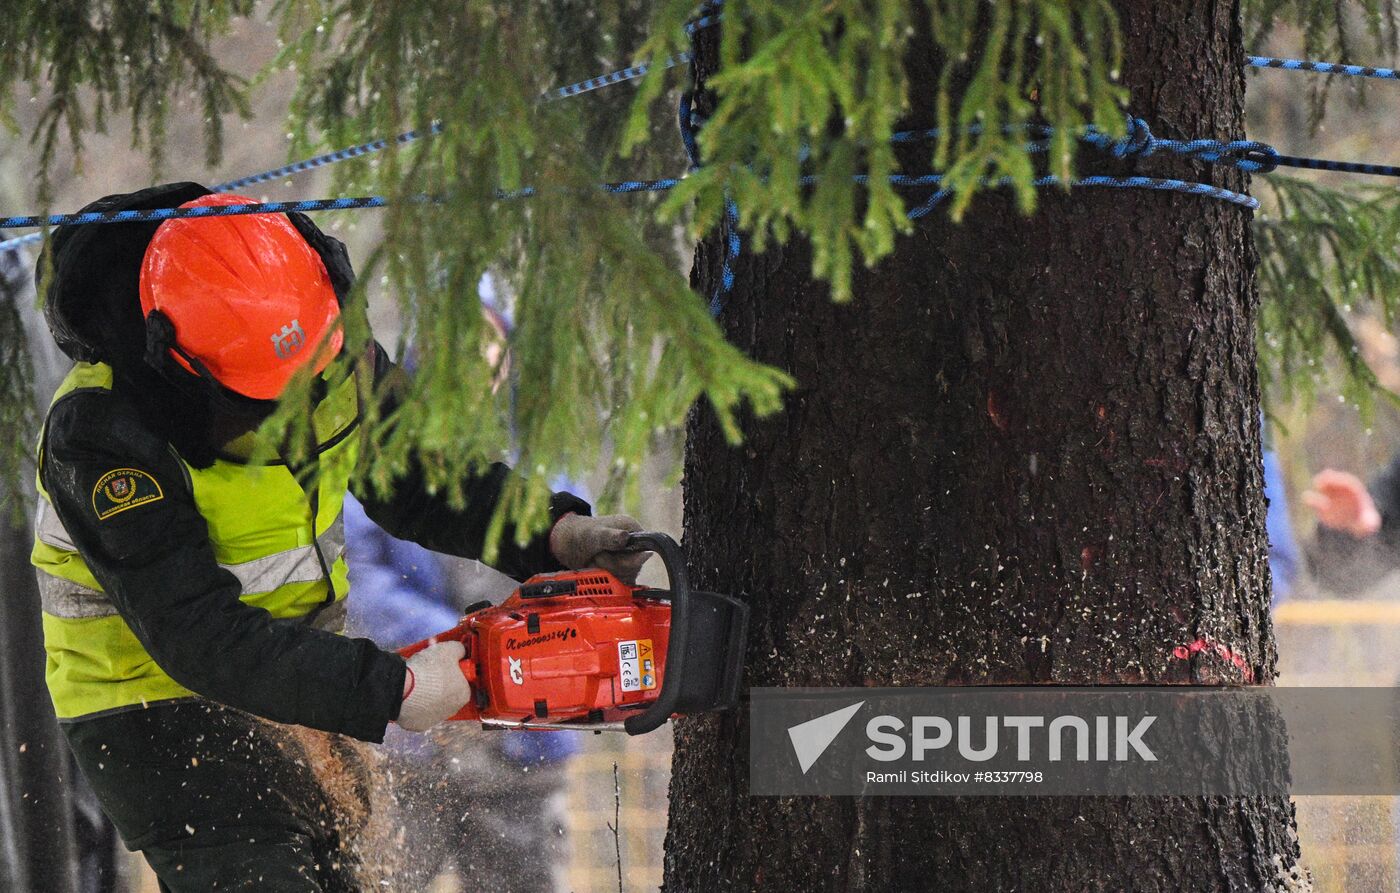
[{"left": 139, "top": 194, "right": 344, "bottom": 401}]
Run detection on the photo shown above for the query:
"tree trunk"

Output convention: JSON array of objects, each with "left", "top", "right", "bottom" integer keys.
[
  {"left": 666, "top": 1, "right": 1305, "bottom": 890},
  {"left": 0, "top": 244, "right": 84, "bottom": 893}
]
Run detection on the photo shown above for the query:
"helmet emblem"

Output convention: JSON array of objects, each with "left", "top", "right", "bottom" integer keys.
[{"left": 271, "top": 319, "right": 306, "bottom": 360}]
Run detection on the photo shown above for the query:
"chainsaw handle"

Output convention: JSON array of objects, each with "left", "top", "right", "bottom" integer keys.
[{"left": 622, "top": 531, "right": 690, "bottom": 735}]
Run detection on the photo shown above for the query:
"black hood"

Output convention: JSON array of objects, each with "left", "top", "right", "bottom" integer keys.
[
  {"left": 38, "top": 182, "right": 213, "bottom": 368},
  {"left": 37, "top": 183, "right": 223, "bottom": 466}
]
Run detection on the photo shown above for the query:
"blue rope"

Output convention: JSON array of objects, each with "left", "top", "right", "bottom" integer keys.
[
  {"left": 892, "top": 118, "right": 1281, "bottom": 173},
  {"left": 1041, "top": 116, "right": 1400, "bottom": 180},
  {"left": 854, "top": 172, "right": 1257, "bottom": 209},
  {"left": 678, "top": 92, "right": 702, "bottom": 170},
  {"left": 1247, "top": 55, "right": 1400, "bottom": 80},
  {"left": 906, "top": 189, "right": 951, "bottom": 219},
  {"left": 0, "top": 196, "right": 393, "bottom": 230},
  {"left": 678, "top": 92, "right": 741, "bottom": 316},
  {"left": 548, "top": 52, "right": 692, "bottom": 100},
  {"left": 1080, "top": 117, "right": 1280, "bottom": 173},
  {"left": 894, "top": 175, "right": 1258, "bottom": 218},
  {"left": 1060, "top": 175, "right": 1257, "bottom": 207},
  {"left": 895, "top": 115, "right": 1400, "bottom": 182},
  {"left": 1268, "top": 153, "right": 1400, "bottom": 178},
  {"left": 0, "top": 116, "right": 1278, "bottom": 240},
  {"left": 0, "top": 177, "right": 709, "bottom": 230},
  {"left": 214, "top": 124, "right": 443, "bottom": 192},
  {"left": 685, "top": 10, "right": 724, "bottom": 36},
  {"left": 711, "top": 197, "right": 740, "bottom": 315},
  {"left": 496, "top": 176, "right": 685, "bottom": 200},
  {"left": 0, "top": 126, "right": 437, "bottom": 251}
]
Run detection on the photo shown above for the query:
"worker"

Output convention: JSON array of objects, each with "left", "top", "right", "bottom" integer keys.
[{"left": 29, "top": 182, "right": 650, "bottom": 891}]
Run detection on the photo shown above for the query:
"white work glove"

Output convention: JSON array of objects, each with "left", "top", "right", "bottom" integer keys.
[
  {"left": 397, "top": 641, "right": 472, "bottom": 732},
  {"left": 549, "top": 512, "right": 651, "bottom": 584}
]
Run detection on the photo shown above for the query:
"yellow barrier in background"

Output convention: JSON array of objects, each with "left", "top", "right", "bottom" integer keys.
[
  {"left": 1276, "top": 599, "right": 1400, "bottom": 625},
  {"left": 1275, "top": 599, "right": 1400, "bottom": 892}
]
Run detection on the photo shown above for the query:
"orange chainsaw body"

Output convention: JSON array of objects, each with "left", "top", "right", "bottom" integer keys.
[
  {"left": 400, "top": 570, "right": 673, "bottom": 726},
  {"left": 399, "top": 532, "right": 749, "bottom": 735}
]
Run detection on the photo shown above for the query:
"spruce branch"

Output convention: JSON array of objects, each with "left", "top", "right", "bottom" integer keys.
[
  {"left": 3, "top": 0, "right": 1399, "bottom": 545},
  {"left": 1255, "top": 175, "right": 1400, "bottom": 415},
  {"left": 0, "top": 1, "right": 254, "bottom": 197},
  {"left": 1243, "top": 0, "right": 1400, "bottom": 129}
]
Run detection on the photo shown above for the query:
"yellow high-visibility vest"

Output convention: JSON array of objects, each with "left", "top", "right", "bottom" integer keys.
[{"left": 30, "top": 362, "right": 360, "bottom": 720}]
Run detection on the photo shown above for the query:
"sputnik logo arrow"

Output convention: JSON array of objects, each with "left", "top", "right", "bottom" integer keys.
[{"left": 787, "top": 701, "right": 865, "bottom": 774}]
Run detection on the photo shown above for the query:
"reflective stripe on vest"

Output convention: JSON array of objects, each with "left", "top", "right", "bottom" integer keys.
[
  {"left": 35, "top": 499, "right": 75, "bottom": 551},
  {"left": 218, "top": 512, "right": 345, "bottom": 594},
  {"left": 34, "top": 506, "right": 347, "bottom": 618},
  {"left": 36, "top": 571, "right": 115, "bottom": 619},
  {"left": 31, "top": 361, "right": 361, "bottom": 720}
]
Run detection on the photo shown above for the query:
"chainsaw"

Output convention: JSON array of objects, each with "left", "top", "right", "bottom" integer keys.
[{"left": 399, "top": 532, "right": 749, "bottom": 735}]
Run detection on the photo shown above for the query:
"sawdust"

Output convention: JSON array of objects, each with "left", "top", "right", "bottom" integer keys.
[{"left": 282, "top": 724, "right": 405, "bottom": 890}]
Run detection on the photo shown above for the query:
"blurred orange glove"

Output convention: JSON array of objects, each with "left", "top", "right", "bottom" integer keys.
[{"left": 1304, "top": 469, "right": 1382, "bottom": 537}]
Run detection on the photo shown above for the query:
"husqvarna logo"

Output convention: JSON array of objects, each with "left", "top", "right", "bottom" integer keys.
[{"left": 271, "top": 319, "right": 306, "bottom": 359}]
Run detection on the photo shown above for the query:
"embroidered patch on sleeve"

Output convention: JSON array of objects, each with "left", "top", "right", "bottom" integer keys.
[{"left": 91, "top": 468, "right": 164, "bottom": 521}]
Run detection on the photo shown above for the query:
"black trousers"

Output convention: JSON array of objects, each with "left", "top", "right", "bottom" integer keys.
[{"left": 64, "top": 701, "right": 369, "bottom": 892}]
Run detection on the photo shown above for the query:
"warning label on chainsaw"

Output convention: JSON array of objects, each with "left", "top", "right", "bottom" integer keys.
[{"left": 618, "top": 639, "right": 657, "bottom": 692}]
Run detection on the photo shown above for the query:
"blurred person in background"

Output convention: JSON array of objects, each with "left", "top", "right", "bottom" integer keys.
[
  {"left": 1302, "top": 319, "right": 1400, "bottom": 595},
  {"left": 1303, "top": 461, "right": 1400, "bottom": 593}
]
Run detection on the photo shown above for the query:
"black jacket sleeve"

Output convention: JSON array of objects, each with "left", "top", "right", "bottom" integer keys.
[
  {"left": 1308, "top": 453, "right": 1400, "bottom": 594},
  {"left": 349, "top": 342, "right": 590, "bottom": 580},
  {"left": 41, "top": 390, "right": 406, "bottom": 743}
]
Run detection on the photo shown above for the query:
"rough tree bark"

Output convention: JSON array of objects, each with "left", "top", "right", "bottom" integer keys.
[
  {"left": 665, "top": 1, "right": 1306, "bottom": 890},
  {"left": 0, "top": 245, "right": 84, "bottom": 893}
]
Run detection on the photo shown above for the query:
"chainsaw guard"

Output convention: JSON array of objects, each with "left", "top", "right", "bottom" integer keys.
[
  {"left": 644, "top": 587, "right": 747, "bottom": 727},
  {"left": 620, "top": 533, "right": 748, "bottom": 735}
]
